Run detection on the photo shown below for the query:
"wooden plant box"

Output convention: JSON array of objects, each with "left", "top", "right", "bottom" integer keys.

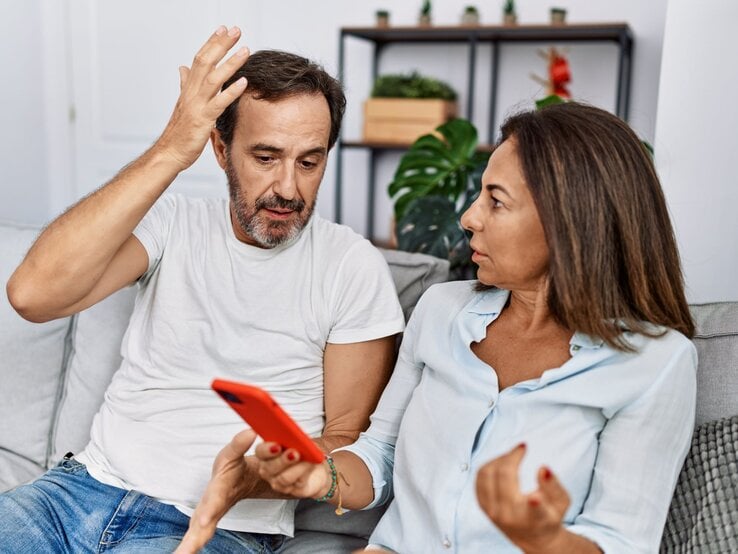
[{"left": 363, "top": 98, "right": 457, "bottom": 144}]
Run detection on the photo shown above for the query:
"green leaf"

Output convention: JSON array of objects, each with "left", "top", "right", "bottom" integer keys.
[
  {"left": 372, "top": 72, "right": 457, "bottom": 100},
  {"left": 395, "top": 154, "right": 452, "bottom": 174},
  {"left": 437, "top": 119, "right": 478, "bottom": 160},
  {"left": 405, "top": 134, "right": 449, "bottom": 157},
  {"left": 388, "top": 173, "right": 438, "bottom": 198},
  {"left": 535, "top": 94, "right": 566, "bottom": 109},
  {"left": 387, "top": 117, "right": 483, "bottom": 220},
  {"left": 642, "top": 140, "right": 654, "bottom": 158},
  {"left": 396, "top": 196, "right": 472, "bottom": 270}
]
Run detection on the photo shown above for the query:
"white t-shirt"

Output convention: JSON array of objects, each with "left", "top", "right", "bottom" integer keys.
[{"left": 77, "top": 194, "right": 405, "bottom": 535}]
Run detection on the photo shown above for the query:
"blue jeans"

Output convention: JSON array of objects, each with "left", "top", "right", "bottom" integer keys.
[{"left": 0, "top": 455, "right": 284, "bottom": 554}]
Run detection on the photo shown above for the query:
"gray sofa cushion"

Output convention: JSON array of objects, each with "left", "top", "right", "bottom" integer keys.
[
  {"left": 0, "top": 223, "right": 72, "bottom": 471},
  {"left": 378, "top": 248, "right": 449, "bottom": 320},
  {"left": 49, "top": 286, "right": 138, "bottom": 466},
  {"left": 279, "top": 502, "right": 388, "bottom": 553},
  {"left": 0, "top": 449, "right": 46, "bottom": 492},
  {"left": 690, "top": 303, "right": 738, "bottom": 425},
  {"left": 660, "top": 415, "right": 738, "bottom": 553}
]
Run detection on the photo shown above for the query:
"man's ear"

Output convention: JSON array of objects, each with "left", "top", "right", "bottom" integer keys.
[{"left": 211, "top": 128, "right": 228, "bottom": 170}]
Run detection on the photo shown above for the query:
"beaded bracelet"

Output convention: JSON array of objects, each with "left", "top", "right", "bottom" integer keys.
[
  {"left": 315, "top": 456, "right": 338, "bottom": 502},
  {"left": 315, "top": 455, "right": 348, "bottom": 515}
]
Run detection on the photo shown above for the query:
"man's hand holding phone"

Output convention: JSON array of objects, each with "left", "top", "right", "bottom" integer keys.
[{"left": 175, "top": 429, "right": 260, "bottom": 554}]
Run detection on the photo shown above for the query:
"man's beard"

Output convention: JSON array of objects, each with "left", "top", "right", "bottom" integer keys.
[{"left": 225, "top": 159, "right": 315, "bottom": 248}]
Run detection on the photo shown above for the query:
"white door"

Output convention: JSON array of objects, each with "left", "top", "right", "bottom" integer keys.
[{"left": 67, "top": 0, "right": 264, "bottom": 201}]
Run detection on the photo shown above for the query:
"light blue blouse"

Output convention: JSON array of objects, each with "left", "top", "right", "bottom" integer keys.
[{"left": 340, "top": 281, "right": 697, "bottom": 553}]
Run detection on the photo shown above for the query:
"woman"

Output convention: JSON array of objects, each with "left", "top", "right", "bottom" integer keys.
[{"left": 179, "top": 102, "right": 697, "bottom": 553}]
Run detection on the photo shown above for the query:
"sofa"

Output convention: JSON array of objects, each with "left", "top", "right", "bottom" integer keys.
[{"left": 1, "top": 219, "right": 736, "bottom": 553}]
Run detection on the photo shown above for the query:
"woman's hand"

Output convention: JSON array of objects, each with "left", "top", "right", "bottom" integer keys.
[
  {"left": 255, "top": 441, "right": 332, "bottom": 499},
  {"left": 476, "top": 443, "right": 571, "bottom": 553}
]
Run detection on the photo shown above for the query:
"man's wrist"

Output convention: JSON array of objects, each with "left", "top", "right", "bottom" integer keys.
[{"left": 145, "top": 142, "right": 192, "bottom": 176}]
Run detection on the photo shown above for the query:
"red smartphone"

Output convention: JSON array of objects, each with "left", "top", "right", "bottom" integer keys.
[{"left": 211, "top": 379, "right": 325, "bottom": 464}]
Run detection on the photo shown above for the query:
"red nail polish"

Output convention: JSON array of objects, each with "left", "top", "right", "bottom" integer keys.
[
  {"left": 543, "top": 467, "right": 553, "bottom": 481},
  {"left": 287, "top": 451, "right": 297, "bottom": 461},
  {"left": 517, "top": 442, "right": 526, "bottom": 450},
  {"left": 269, "top": 444, "right": 280, "bottom": 454},
  {"left": 528, "top": 496, "right": 540, "bottom": 507}
]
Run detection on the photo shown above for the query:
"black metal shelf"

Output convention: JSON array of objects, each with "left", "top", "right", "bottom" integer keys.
[
  {"left": 334, "top": 23, "right": 634, "bottom": 240},
  {"left": 341, "top": 140, "right": 496, "bottom": 153},
  {"left": 341, "top": 23, "right": 632, "bottom": 44}
]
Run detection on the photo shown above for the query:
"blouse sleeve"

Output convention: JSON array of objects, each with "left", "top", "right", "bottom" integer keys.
[{"left": 566, "top": 338, "right": 697, "bottom": 553}]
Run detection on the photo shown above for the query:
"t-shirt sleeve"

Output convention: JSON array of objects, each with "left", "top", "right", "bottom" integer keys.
[
  {"left": 326, "top": 240, "right": 405, "bottom": 344},
  {"left": 132, "top": 193, "right": 177, "bottom": 280}
]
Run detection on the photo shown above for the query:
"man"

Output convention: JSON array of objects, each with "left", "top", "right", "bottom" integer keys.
[{"left": 3, "top": 26, "right": 403, "bottom": 553}]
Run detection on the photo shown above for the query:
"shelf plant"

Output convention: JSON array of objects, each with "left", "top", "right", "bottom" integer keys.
[
  {"left": 364, "top": 73, "right": 458, "bottom": 144},
  {"left": 388, "top": 118, "right": 489, "bottom": 277},
  {"left": 503, "top": 0, "right": 517, "bottom": 25},
  {"left": 462, "top": 6, "right": 480, "bottom": 25},
  {"left": 371, "top": 73, "right": 457, "bottom": 101},
  {"left": 375, "top": 10, "right": 390, "bottom": 27},
  {"left": 419, "top": 0, "right": 432, "bottom": 25}
]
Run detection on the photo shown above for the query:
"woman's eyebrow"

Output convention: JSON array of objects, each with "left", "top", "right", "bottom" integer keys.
[{"left": 485, "top": 183, "right": 512, "bottom": 198}]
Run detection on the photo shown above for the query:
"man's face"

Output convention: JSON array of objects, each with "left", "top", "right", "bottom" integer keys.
[{"left": 218, "top": 92, "right": 331, "bottom": 248}]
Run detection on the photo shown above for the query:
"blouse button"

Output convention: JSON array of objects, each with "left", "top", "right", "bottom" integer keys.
[
  {"left": 442, "top": 538, "right": 452, "bottom": 548},
  {"left": 460, "top": 463, "right": 469, "bottom": 472}
]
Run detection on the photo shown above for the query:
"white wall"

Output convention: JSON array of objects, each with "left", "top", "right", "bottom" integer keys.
[
  {"left": 0, "top": 0, "right": 50, "bottom": 225},
  {"left": 1, "top": 0, "right": 668, "bottom": 242},
  {"left": 654, "top": 0, "right": 738, "bottom": 303}
]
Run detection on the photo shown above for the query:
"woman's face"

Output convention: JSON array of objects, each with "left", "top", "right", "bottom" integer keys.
[{"left": 460, "top": 138, "right": 549, "bottom": 291}]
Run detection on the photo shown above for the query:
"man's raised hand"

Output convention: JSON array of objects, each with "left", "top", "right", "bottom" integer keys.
[{"left": 156, "top": 26, "right": 249, "bottom": 171}]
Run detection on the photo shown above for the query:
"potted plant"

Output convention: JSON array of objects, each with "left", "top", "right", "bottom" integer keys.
[
  {"left": 461, "top": 6, "right": 480, "bottom": 25},
  {"left": 550, "top": 7, "right": 567, "bottom": 24},
  {"left": 419, "top": 0, "right": 432, "bottom": 26},
  {"left": 363, "top": 73, "right": 458, "bottom": 144},
  {"left": 503, "top": 0, "right": 517, "bottom": 25},
  {"left": 375, "top": 9, "right": 390, "bottom": 28},
  {"left": 388, "top": 119, "right": 489, "bottom": 278}
]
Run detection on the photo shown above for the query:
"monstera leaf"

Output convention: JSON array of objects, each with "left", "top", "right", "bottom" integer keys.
[
  {"left": 389, "top": 117, "right": 488, "bottom": 278},
  {"left": 396, "top": 196, "right": 472, "bottom": 272},
  {"left": 388, "top": 119, "right": 489, "bottom": 221}
]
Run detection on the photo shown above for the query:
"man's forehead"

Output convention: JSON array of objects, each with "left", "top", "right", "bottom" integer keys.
[
  {"left": 234, "top": 92, "right": 331, "bottom": 147},
  {"left": 236, "top": 91, "right": 328, "bottom": 116}
]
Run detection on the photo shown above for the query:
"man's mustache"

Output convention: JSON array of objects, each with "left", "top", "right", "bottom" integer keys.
[{"left": 256, "top": 195, "right": 305, "bottom": 213}]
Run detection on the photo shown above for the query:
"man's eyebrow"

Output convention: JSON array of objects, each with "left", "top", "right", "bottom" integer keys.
[
  {"left": 301, "top": 146, "right": 328, "bottom": 157},
  {"left": 248, "top": 144, "right": 327, "bottom": 157},
  {"left": 249, "top": 144, "right": 283, "bottom": 154}
]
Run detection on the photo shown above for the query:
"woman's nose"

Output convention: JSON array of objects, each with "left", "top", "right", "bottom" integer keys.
[{"left": 460, "top": 202, "right": 480, "bottom": 233}]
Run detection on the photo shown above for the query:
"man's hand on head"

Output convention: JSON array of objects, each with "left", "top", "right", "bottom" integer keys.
[{"left": 156, "top": 25, "right": 249, "bottom": 172}]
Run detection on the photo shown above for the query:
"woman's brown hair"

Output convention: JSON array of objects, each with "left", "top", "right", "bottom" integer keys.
[{"left": 496, "top": 102, "right": 694, "bottom": 349}]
